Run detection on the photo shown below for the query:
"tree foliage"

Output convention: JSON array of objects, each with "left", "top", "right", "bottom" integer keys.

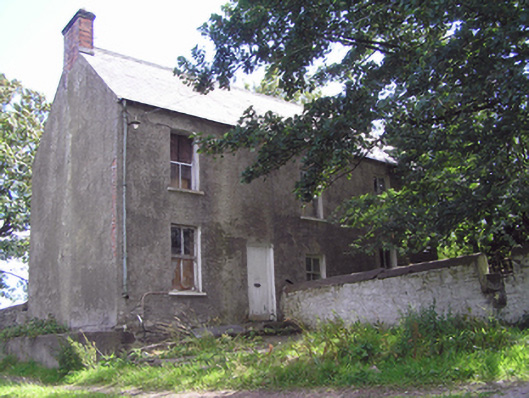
[
  {"left": 246, "top": 66, "right": 322, "bottom": 104},
  {"left": 177, "top": 0, "right": 529, "bottom": 259},
  {"left": 0, "top": 74, "right": 49, "bottom": 263}
]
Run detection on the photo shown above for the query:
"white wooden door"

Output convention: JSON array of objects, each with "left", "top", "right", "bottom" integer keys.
[{"left": 246, "top": 244, "right": 276, "bottom": 321}]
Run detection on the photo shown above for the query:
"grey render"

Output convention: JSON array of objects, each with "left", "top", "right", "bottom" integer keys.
[{"left": 28, "top": 10, "right": 394, "bottom": 332}]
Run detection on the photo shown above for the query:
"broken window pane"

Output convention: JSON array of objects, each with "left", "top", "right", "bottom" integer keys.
[
  {"left": 181, "top": 259, "right": 194, "bottom": 289},
  {"left": 172, "top": 258, "right": 195, "bottom": 291}
]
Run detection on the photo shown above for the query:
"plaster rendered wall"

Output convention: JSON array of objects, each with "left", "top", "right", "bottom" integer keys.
[
  {"left": 28, "top": 59, "right": 395, "bottom": 331},
  {"left": 282, "top": 254, "right": 529, "bottom": 328},
  {"left": 121, "top": 103, "right": 393, "bottom": 328},
  {"left": 29, "top": 57, "right": 120, "bottom": 330},
  {"left": 498, "top": 248, "right": 529, "bottom": 323}
]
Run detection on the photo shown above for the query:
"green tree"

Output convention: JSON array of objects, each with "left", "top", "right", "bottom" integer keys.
[
  {"left": 246, "top": 66, "right": 322, "bottom": 104},
  {"left": 1, "top": 74, "right": 48, "bottom": 265},
  {"left": 177, "top": 1, "right": 529, "bottom": 261}
]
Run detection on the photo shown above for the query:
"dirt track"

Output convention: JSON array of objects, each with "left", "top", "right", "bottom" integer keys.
[{"left": 85, "top": 380, "right": 529, "bottom": 397}]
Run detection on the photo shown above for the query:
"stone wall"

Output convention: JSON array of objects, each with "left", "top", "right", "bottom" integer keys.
[
  {"left": 0, "top": 331, "right": 135, "bottom": 368},
  {"left": 281, "top": 251, "right": 529, "bottom": 328},
  {"left": 0, "top": 303, "right": 28, "bottom": 330}
]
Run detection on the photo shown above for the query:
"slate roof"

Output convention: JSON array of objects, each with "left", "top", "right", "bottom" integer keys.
[
  {"left": 82, "top": 47, "right": 394, "bottom": 164},
  {"left": 82, "top": 48, "right": 302, "bottom": 127}
]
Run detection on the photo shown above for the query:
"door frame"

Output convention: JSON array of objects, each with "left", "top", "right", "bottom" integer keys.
[{"left": 246, "top": 243, "right": 276, "bottom": 321}]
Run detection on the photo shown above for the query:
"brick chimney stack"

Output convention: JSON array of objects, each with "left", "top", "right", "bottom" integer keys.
[{"left": 62, "top": 9, "right": 96, "bottom": 72}]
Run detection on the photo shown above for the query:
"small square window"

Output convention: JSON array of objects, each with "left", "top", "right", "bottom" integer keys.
[
  {"left": 171, "top": 225, "right": 202, "bottom": 292},
  {"left": 378, "top": 248, "right": 397, "bottom": 269},
  {"left": 301, "top": 196, "right": 324, "bottom": 219},
  {"left": 305, "top": 255, "right": 326, "bottom": 281}
]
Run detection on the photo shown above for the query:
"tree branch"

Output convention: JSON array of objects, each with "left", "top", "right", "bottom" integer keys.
[
  {"left": 0, "top": 269, "right": 27, "bottom": 282},
  {"left": 0, "top": 217, "right": 12, "bottom": 237},
  {"left": 334, "top": 35, "right": 400, "bottom": 54}
]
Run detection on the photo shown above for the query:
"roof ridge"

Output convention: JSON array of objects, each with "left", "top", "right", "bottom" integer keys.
[
  {"left": 93, "top": 47, "right": 302, "bottom": 109},
  {"left": 93, "top": 47, "right": 173, "bottom": 72}
]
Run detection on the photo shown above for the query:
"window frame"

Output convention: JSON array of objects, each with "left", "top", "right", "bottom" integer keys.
[
  {"left": 301, "top": 195, "right": 324, "bottom": 220},
  {"left": 378, "top": 248, "right": 397, "bottom": 269},
  {"left": 373, "top": 176, "right": 387, "bottom": 195},
  {"left": 169, "top": 224, "right": 204, "bottom": 295},
  {"left": 305, "top": 254, "right": 326, "bottom": 281},
  {"left": 169, "top": 131, "right": 200, "bottom": 191},
  {"left": 299, "top": 171, "right": 324, "bottom": 220}
]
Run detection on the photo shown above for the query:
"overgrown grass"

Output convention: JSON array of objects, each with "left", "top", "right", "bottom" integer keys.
[
  {"left": 0, "top": 379, "right": 123, "bottom": 398},
  {"left": 0, "top": 355, "right": 62, "bottom": 384},
  {"left": 1, "top": 307, "right": 528, "bottom": 397}
]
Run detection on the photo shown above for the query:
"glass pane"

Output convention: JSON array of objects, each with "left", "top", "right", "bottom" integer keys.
[
  {"left": 171, "top": 227, "right": 181, "bottom": 255},
  {"left": 183, "top": 228, "right": 194, "bottom": 255},
  {"left": 379, "top": 178, "right": 386, "bottom": 192},
  {"left": 374, "top": 177, "right": 386, "bottom": 194},
  {"left": 170, "top": 163, "right": 180, "bottom": 188},
  {"left": 311, "top": 198, "right": 319, "bottom": 218},
  {"left": 306, "top": 257, "right": 312, "bottom": 272},
  {"left": 181, "top": 165, "right": 192, "bottom": 189},
  {"left": 170, "top": 134, "right": 179, "bottom": 162},
  {"left": 178, "top": 135, "right": 193, "bottom": 163}
]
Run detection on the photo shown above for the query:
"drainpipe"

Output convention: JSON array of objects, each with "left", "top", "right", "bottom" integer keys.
[{"left": 121, "top": 99, "right": 129, "bottom": 299}]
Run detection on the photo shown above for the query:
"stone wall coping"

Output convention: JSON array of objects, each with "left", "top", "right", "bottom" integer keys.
[
  {"left": 0, "top": 302, "right": 28, "bottom": 313},
  {"left": 284, "top": 253, "right": 484, "bottom": 294}
]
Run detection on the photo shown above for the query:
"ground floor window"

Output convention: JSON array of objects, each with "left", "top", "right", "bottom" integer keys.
[
  {"left": 379, "top": 248, "right": 397, "bottom": 269},
  {"left": 374, "top": 176, "right": 387, "bottom": 194},
  {"left": 306, "top": 255, "right": 326, "bottom": 281},
  {"left": 171, "top": 225, "right": 201, "bottom": 291}
]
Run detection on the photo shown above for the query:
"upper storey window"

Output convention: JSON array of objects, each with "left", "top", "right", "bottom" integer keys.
[{"left": 170, "top": 133, "right": 198, "bottom": 190}]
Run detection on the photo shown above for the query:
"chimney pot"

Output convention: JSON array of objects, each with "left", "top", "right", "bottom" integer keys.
[{"left": 62, "top": 9, "right": 96, "bottom": 72}]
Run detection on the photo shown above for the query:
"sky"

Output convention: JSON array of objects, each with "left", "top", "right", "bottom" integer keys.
[
  {"left": 0, "top": 0, "right": 228, "bottom": 306},
  {"left": 0, "top": 0, "right": 228, "bottom": 101}
]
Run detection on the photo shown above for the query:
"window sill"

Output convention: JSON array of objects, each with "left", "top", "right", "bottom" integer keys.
[
  {"left": 168, "top": 290, "right": 207, "bottom": 297},
  {"left": 300, "top": 216, "right": 327, "bottom": 223},
  {"left": 167, "top": 187, "right": 205, "bottom": 195}
]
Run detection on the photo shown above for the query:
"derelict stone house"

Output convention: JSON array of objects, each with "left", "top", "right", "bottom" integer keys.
[{"left": 28, "top": 10, "right": 396, "bottom": 332}]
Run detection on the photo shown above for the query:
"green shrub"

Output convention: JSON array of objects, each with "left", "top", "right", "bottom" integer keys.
[
  {"left": 0, "top": 317, "right": 69, "bottom": 340},
  {"left": 57, "top": 336, "right": 98, "bottom": 376}
]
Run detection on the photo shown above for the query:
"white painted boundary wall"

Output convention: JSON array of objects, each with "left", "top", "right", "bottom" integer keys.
[{"left": 281, "top": 251, "right": 529, "bottom": 328}]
